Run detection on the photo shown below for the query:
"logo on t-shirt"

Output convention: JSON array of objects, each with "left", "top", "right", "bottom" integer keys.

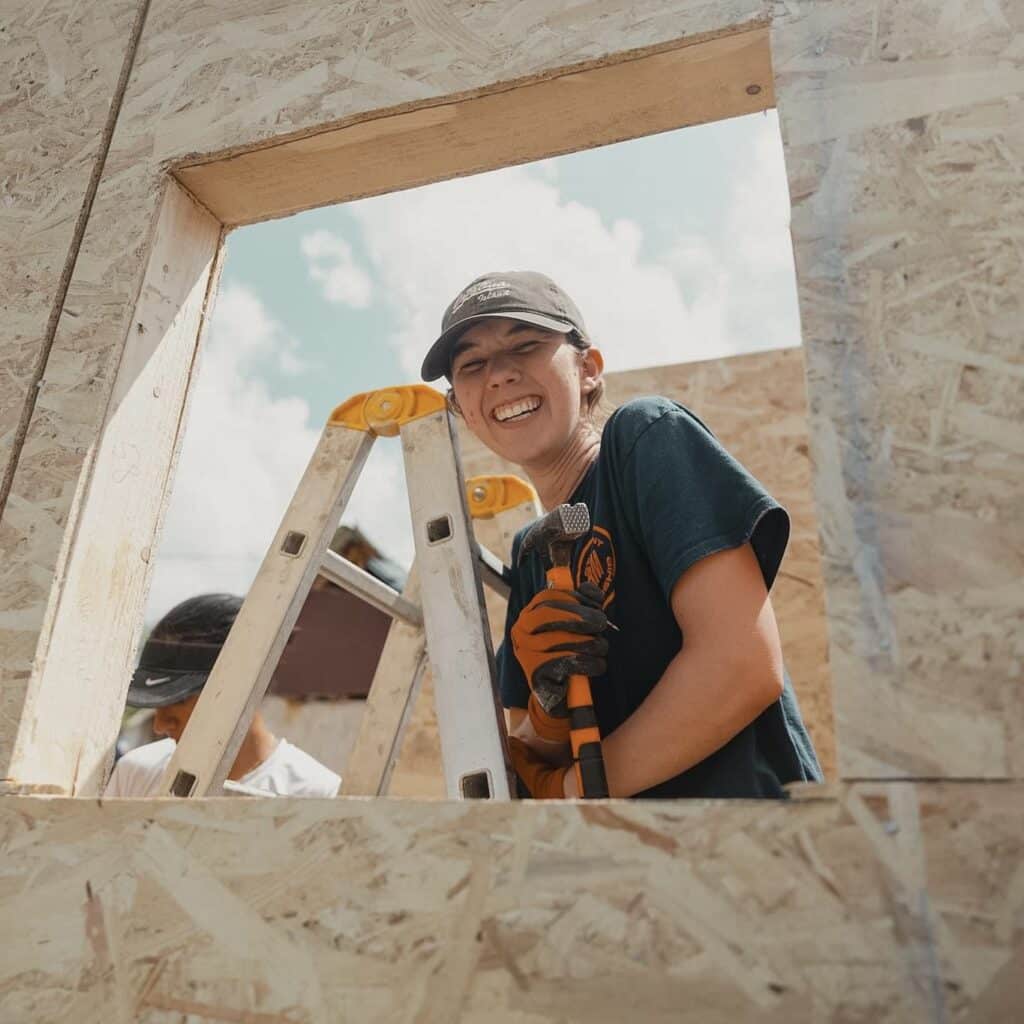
[{"left": 575, "top": 525, "right": 616, "bottom": 608}]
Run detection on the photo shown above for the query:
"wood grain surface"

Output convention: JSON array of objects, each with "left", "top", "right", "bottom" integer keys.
[{"left": 0, "top": 783, "right": 1019, "bottom": 1022}]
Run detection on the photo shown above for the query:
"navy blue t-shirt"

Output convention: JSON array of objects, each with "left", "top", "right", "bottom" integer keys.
[{"left": 497, "top": 396, "right": 822, "bottom": 798}]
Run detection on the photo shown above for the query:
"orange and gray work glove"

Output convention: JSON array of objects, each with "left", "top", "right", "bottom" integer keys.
[
  {"left": 508, "top": 737, "right": 568, "bottom": 799},
  {"left": 510, "top": 580, "right": 608, "bottom": 743}
]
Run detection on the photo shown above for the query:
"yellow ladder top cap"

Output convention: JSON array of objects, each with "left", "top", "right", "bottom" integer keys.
[
  {"left": 465, "top": 475, "right": 538, "bottom": 519},
  {"left": 330, "top": 385, "right": 446, "bottom": 436}
]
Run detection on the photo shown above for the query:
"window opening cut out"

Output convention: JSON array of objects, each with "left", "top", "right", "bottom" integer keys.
[{"left": 108, "top": 29, "right": 835, "bottom": 800}]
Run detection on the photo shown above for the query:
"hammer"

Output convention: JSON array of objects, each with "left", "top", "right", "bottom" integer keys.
[{"left": 519, "top": 503, "right": 609, "bottom": 799}]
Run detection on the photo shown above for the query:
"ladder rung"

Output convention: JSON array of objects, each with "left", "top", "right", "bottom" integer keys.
[
  {"left": 320, "top": 545, "right": 510, "bottom": 623},
  {"left": 319, "top": 549, "right": 423, "bottom": 627}
]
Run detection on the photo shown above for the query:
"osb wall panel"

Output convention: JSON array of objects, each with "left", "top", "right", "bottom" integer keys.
[
  {"left": 0, "top": 0, "right": 768, "bottom": 783},
  {"left": 0, "top": 0, "right": 142, "bottom": 492},
  {"left": 0, "top": 0, "right": 144, "bottom": 753},
  {"left": 458, "top": 351, "right": 837, "bottom": 780},
  {"left": 0, "top": 783, "right": 1019, "bottom": 1021},
  {"left": 772, "top": 2, "right": 1024, "bottom": 778}
]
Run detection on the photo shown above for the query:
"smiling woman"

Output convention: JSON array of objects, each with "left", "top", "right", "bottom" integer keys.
[
  {"left": 448, "top": 318, "right": 604, "bottom": 501},
  {"left": 422, "top": 271, "right": 822, "bottom": 800},
  {"left": 429, "top": 272, "right": 605, "bottom": 503}
]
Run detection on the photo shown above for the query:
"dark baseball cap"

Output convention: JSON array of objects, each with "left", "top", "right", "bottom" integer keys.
[
  {"left": 420, "top": 271, "right": 589, "bottom": 382},
  {"left": 126, "top": 593, "right": 243, "bottom": 708}
]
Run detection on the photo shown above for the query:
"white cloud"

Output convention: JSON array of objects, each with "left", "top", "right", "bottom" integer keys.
[
  {"left": 145, "top": 284, "right": 413, "bottom": 624},
  {"left": 347, "top": 169, "right": 726, "bottom": 378},
  {"left": 668, "top": 113, "right": 800, "bottom": 352},
  {"left": 345, "top": 111, "right": 799, "bottom": 378},
  {"left": 301, "top": 228, "right": 374, "bottom": 308}
]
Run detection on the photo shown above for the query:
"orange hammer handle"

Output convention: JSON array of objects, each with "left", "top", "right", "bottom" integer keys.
[{"left": 547, "top": 565, "right": 609, "bottom": 798}]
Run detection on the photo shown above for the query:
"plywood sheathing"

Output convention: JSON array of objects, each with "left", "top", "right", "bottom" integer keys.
[
  {"left": 0, "top": 0, "right": 145, "bottom": 745},
  {"left": 0, "top": 0, "right": 768, "bottom": 787},
  {"left": 458, "top": 351, "right": 837, "bottom": 780},
  {"left": 771, "top": 1, "right": 1024, "bottom": 779},
  {"left": 0, "top": 783, "right": 1019, "bottom": 1021},
  {"left": 0, "top": 0, "right": 144, "bottom": 496}
]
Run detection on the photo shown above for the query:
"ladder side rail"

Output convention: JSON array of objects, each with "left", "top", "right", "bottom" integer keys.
[
  {"left": 401, "top": 410, "right": 512, "bottom": 800},
  {"left": 339, "top": 569, "right": 428, "bottom": 797},
  {"left": 156, "top": 423, "right": 375, "bottom": 797}
]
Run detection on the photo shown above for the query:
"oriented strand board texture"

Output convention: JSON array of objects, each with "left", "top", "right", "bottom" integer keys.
[
  {"left": 0, "top": 0, "right": 141, "bottom": 491},
  {"left": 0, "top": 784, "right": 1019, "bottom": 1022},
  {"left": 0, "top": 0, "right": 767, "bottom": 782},
  {"left": 772, "top": 1, "right": 1024, "bottom": 778},
  {"left": 0, "top": 0, "right": 143, "bottom": 760},
  {"left": 459, "top": 351, "right": 837, "bottom": 780}
]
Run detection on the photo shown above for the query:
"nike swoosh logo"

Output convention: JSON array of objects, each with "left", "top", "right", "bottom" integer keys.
[{"left": 144, "top": 676, "right": 173, "bottom": 686}]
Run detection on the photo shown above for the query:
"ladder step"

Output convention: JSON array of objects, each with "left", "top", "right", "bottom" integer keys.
[
  {"left": 319, "top": 548, "right": 422, "bottom": 627},
  {"left": 319, "top": 544, "right": 509, "bottom": 620}
]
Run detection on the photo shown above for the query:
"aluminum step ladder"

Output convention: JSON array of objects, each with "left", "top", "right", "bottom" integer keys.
[{"left": 155, "top": 385, "right": 538, "bottom": 800}]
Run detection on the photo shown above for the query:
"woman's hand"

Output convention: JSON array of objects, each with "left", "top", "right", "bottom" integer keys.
[
  {"left": 507, "top": 737, "right": 570, "bottom": 799},
  {"left": 510, "top": 580, "right": 608, "bottom": 743}
]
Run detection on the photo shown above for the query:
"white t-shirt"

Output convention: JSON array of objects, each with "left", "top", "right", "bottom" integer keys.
[{"left": 104, "top": 737, "right": 340, "bottom": 797}]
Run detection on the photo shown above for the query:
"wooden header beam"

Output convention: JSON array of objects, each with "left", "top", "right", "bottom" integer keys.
[{"left": 175, "top": 27, "right": 773, "bottom": 226}]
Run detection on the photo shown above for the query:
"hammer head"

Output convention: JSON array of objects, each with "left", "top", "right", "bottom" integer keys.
[{"left": 518, "top": 503, "right": 591, "bottom": 569}]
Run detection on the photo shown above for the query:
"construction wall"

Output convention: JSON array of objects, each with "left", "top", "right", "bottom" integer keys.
[
  {"left": 1, "top": 2, "right": 144, "bottom": 499},
  {"left": 3, "top": 783, "right": 1020, "bottom": 1022},
  {"left": 1, "top": 0, "right": 1021, "bottom": 1019},
  {"left": 775, "top": 5, "right": 1023, "bottom": 780}
]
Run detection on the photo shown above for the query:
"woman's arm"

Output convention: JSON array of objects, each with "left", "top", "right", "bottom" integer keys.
[{"left": 564, "top": 541, "right": 784, "bottom": 798}]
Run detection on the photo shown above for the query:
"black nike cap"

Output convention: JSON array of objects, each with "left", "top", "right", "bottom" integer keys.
[
  {"left": 126, "top": 594, "right": 242, "bottom": 708},
  {"left": 421, "top": 271, "right": 589, "bottom": 382}
]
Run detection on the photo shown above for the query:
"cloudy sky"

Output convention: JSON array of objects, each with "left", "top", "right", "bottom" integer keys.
[{"left": 144, "top": 110, "right": 801, "bottom": 623}]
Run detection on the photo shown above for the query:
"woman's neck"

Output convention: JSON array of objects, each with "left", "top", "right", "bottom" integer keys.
[{"left": 525, "top": 422, "right": 601, "bottom": 510}]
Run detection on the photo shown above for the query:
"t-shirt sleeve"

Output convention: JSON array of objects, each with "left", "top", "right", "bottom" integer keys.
[
  {"left": 496, "top": 534, "right": 530, "bottom": 710},
  {"left": 614, "top": 401, "right": 790, "bottom": 603}
]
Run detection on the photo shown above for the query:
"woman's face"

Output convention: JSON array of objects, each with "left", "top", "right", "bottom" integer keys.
[
  {"left": 449, "top": 317, "right": 601, "bottom": 467},
  {"left": 153, "top": 693, "right": 201, "bottom": 742}
]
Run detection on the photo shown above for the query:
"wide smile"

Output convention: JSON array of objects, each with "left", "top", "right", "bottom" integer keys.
[{"left": 491, "top": 395, "right": 542, "bottom": 425}]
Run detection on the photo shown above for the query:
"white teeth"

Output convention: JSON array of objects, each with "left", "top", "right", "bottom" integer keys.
[{"left": 494, "top": 397, "right": 541, "bottom": 422}]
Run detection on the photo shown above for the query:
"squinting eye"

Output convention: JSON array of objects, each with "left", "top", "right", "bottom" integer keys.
[
  {"left": 456, "top": 360, "right": 484, "bottom": 375},
  {"left": 515, "top": 341, "right": 540, "bottom": 353}
]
